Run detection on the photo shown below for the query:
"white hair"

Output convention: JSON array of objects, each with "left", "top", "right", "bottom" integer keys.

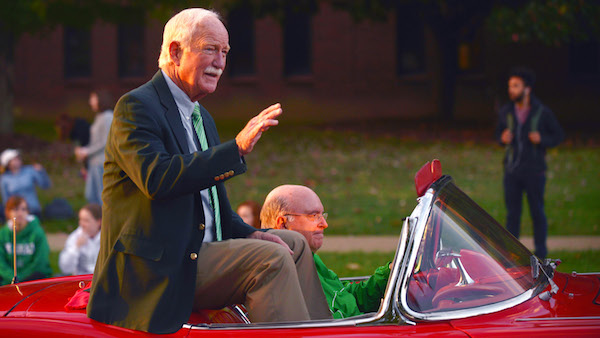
[
  {"left": 260, "top": 194, "right": 291, "bottom": 229},
  {"left": 157, "top": 8, "right": 222, "bottom": 69}
]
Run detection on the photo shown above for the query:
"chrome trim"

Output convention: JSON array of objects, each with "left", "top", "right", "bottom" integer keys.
[
  {"left": 515, "top": 316, "right": 600, "bottom": 322},
  {"left": 395, "top": 188, "right": 542, "bottom": 322},
  {"left": 571, "top": 271, "right": 600, "bottom": 276},
  {"left": 340, "top": 276, "right": 371, "bottom": 282},
  {"left": 453, "top": 256, "right": 475, "bottom": 286},
  {"left": 232, "top": 305, "right": 251, "bottom": 324},
  {"left": 354, "top": 216, "right": 413, "bottom": 326},
  {"left": 188, "top": 319, "right": 357, "bottom": 330}
]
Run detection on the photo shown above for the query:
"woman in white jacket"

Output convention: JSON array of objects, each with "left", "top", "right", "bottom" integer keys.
[{"left": 59, "top": 203, "right": 101, "bottom": 275}]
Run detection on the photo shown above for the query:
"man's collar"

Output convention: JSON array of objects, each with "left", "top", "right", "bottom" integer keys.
[{"left": 161, "top": 69, "right": 196, "bottom": 117}]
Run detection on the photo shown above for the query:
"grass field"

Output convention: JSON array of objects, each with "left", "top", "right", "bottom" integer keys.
[{"left": 9, "top": 115, "right": 600, "bottom": 238}]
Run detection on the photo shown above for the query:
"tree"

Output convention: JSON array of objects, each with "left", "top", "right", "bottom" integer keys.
[{"left": 0, "top": 0, "right": 209, "bottom": 134}]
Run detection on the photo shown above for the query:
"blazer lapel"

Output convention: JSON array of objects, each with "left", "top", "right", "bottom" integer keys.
[{"left": 151, "top": 71, "right": 189, "bottom": 153}]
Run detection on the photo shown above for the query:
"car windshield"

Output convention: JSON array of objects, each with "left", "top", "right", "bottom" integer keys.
[{"left": 407, "top": 181, "right": 536, "bottom": 313}]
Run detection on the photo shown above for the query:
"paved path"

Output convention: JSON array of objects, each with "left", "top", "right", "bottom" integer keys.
[{"left": 46, "top": 233, "right": 600, "bottom": 253}]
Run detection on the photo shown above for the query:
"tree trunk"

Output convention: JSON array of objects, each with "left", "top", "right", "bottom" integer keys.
[{"left": 0, "top": 26, "right": 14, "bottom": 134}]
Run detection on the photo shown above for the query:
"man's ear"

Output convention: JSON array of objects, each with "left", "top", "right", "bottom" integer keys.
[
  {"left": 275, "top": 215, "right": 287, "bottom": 230},
  {"left": 169, "top": 41, "right": 182, "bottom": 66},
  {"left": 525, "top": 87, "right": 531, "bottom": 96}
]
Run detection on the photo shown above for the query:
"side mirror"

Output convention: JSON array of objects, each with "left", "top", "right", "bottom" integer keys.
[{"left": 415, "top": 159, "right": 442, "bottom": 197}]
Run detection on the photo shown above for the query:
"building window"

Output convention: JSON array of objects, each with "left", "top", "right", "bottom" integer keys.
[
  {"left": 570, "top": 40, "right": 600, "bottom": 76},
  {"left": 227, "top": 6, "right": 255, "bottom": 77},
  {"left": 457, "top": 26, "right": 484, "bottom": 74},
  {"left": 118, "top": 24, "right": 145, "bottom": 78},
  {"left": 64, "top": 27, "right": 91, "bottom": 79},
  {"left": 396, "top": 4, "right": 425, "bottom": 76},
  {"left": 283, "top": 9, "right": 312, "bottom": 76}
]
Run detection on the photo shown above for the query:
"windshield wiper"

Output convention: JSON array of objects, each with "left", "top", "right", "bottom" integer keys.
[{"left": 531, "top": 255, "right": 561, "bottom": 301}]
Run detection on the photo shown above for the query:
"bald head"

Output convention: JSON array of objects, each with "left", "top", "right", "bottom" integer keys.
[
  {"left": 260, "top": 185, "right": 314, "bottom": 227},
  {"left": 261, "top": 185, "right": 328, "bottom": 252}
]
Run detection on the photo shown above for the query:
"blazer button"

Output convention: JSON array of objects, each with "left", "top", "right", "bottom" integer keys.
[
  {"left": 199, "top": 223, "right": 205, "bottom": 230},
  {"left": 190, "top": 253, "right": 198, "bottom": 260}
]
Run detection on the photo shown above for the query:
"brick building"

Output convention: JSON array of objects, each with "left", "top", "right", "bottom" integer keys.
[{"left": 13, "top": 3, "right": 600, "bottom": 127}]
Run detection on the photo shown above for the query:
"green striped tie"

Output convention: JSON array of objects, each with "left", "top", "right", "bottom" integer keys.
[{"left": 191, "top": 104, "right": 222, "bottom": 241}]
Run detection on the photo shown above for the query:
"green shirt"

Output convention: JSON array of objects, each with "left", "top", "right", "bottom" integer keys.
[
  {"left": 313, "top": 253, "right": 391, "bottom": 319},
  {"left": 0, "top": 216, "right": 52, "bottom": 285}
]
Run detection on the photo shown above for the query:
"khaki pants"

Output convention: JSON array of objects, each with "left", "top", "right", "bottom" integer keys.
[{"left": 193, "top": 229, "right": 331, "bottom": 322}]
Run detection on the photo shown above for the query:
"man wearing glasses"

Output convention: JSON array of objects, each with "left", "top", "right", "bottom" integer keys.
[{"left": 260, "top": 185, "right": 391, "bottom": 319}]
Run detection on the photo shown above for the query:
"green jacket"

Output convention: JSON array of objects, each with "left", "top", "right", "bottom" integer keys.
[
  {"left": 0, "top": 216, "right": 52, "bottom": 285},
  {"left": 313, "top": 253, "right": 390, "bottom": 319}
]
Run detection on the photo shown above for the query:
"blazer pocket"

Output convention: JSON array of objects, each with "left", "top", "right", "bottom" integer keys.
[{"left": 114, "top": 234, "right": 164, "bottom": 262}]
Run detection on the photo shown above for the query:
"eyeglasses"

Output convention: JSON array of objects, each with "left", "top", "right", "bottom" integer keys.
[{"left": 284, "top": 212, "right": 328, "bottom": 222}]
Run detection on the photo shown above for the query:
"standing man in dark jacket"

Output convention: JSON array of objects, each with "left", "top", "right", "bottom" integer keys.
[
  {"left": 87, "top": 8, "right": 330, "bottom": 334},
  {"left": 495, "top": 67, "right": 564, "bottom": 259}
]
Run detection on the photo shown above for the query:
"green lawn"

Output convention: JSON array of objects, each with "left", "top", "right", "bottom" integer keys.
[{"left": 12, "top": 117, "right": 600, "bottom": 237}]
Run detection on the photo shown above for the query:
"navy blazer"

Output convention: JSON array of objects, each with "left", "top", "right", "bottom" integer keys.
[{"left": 87, "top": 71, "right": 256, "bottom": 333}]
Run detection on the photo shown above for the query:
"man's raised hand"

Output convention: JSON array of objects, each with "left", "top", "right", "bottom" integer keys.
[{"left": 235, "top": 103, "right": 282, "bottom": 157}]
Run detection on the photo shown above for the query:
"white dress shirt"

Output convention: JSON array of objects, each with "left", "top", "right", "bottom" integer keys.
[
  {"left": 59, "top": 227, "right": 101, "bottom": 275},
  {"left": 162, "top": 70, "right": 216, "bottom": 242}
]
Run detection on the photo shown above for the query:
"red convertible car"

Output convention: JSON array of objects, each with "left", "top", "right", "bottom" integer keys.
[{"left": 1, "top": 160, "right": 599, "bottom": 337}]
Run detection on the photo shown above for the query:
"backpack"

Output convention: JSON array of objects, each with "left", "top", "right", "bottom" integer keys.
[{"left": 43, "top": 198, "right": 74, "bottom": 220}]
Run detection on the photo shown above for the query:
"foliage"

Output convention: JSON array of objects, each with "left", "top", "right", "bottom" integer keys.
[
  {"left": 220, "top": 0, "right": 318, "bottom": 22},
  {"left": 487, "top": 0, "right": 600, "bottom": 45},
  {"left": 0, "top": 0, "right": 217, "bottom": 35}
]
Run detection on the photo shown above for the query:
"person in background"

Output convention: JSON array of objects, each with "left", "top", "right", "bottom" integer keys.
[
  {"left": 261, "top": 185, "right": 391, "bottom": 319},
  {"left": 236, "top": 200, "right": 262, "bottom": 229},
  {"left": 0, "top": 196, "right": 52, "bottom": 285},
  {"left": 496, "top": 67, "right": 564, "bottom": 260},
  {"left": 59, "top": 203, "right": 102, "bottom": 276},
  {"left": 74, "top": 89, "right": 114, "bottom": 205},
  {"left": 0, "top": 149, "right": 52, "bottom": 219}
]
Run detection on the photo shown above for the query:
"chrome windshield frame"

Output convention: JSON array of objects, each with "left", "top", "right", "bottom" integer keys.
[{"left": 395, "top": 181, "right": 545, "bottom": 322}]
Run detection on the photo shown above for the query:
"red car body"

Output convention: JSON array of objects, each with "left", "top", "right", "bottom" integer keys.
[{"left": 1, "top": 160, "right": 599, "bottom": 337}]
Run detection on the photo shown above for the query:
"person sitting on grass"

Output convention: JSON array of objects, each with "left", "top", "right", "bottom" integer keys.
[
  {"left": 0, "top": 149, "right": 52, "bottom": 220},
  {"left": 261, "top": 185, "right": 391, "bottom": 319},
  {"left": 59, "top": 203, "right": 102, "bottom": 276},
  {"left": 0, "top": 196, "right": 52, "bottom": 285}
]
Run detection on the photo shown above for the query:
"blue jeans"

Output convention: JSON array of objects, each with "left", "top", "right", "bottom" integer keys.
[
  {"left": 85, "top": 164, "right": 104, "bottom": 205},
  {"left": 504, "top": 171, "right": 548, "bottom": 259}
]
